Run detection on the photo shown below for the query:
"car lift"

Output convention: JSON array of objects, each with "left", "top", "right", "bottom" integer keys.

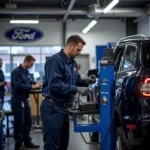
[{"left": 71, "top": 48, "right": 115, "bottom": 150}]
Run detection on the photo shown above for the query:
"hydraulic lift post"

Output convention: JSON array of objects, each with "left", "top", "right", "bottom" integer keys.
[
  {"left": 72, "top": 48, "right": 115, "bottom": 150},
  {"left": 100, "top": 57, "right": 115, "bottom": 150}
]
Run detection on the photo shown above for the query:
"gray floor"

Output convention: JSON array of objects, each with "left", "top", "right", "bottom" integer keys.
[
  {"left": 2, "top": 96, "right": 150, "bottom": 150},
  {"left": 4, "top": 119, "right": 100, "bottom": 150},
  {"left": 4, "top": 119, "right": 150, "bottom": 150},
  {"left": 2, "top": 96, "right": 100, "bottom": 150}
]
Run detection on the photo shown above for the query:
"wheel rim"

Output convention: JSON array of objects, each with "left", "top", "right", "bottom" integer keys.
[{"left": 116, "top": 136, "right": 122, "bottom": 150}]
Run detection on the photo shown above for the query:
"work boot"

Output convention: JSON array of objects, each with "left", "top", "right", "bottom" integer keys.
[{"left": 24, "top": 142, "right": 40, "bottom": 148}]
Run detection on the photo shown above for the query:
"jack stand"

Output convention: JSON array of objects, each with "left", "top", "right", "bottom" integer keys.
[{"left": 71, "top": 48, "right": 115, "bottom": 150}]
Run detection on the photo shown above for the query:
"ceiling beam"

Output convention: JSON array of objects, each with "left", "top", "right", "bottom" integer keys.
[{"left": 62, "top": 0, "right": 76, "bottom": 23}]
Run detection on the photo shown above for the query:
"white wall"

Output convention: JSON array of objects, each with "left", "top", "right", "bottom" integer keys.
[
  {"left": 137, "top": 16, "right": 150, "bottom": 36},
  {"left": 0, "top": 19, "right": 126, "bottom": 69},
  {"left": 66, "top": 19, "right": 126, "bottom": 69},
  {"left": 0, "top": 22, "right": 62, "bottom": 46}
]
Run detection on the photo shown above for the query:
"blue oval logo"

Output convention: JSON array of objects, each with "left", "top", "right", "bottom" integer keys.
[{"left": 4, "top": 27, "right": 44, "bottom": 43}]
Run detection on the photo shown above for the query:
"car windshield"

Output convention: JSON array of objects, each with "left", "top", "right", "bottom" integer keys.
[{"left": 142, "top": 42, "right": 150, "bottom": 68}]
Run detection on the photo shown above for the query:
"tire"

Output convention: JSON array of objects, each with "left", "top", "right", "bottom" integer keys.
[{"left": 116, "top": 127, "right": 128, "bottom": 150}]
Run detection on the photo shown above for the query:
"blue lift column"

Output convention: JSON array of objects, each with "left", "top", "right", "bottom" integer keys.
[
  {"left": 73, "top": 48, "right": 115, "bottom": 150},
  {"left": 100, "top": 51, "right": 115, "bottom": 150}
]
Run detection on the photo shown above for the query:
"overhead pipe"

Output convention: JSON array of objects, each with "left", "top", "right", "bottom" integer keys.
[
  {"left": 88, "top": 6, "right": 146, "bottom": 18},
  {"left": 0, "top": 7, "right": 146, "bottom": 18},
  {"left": 62, "top": 0, "right": 76, "bottom": 22},
  {"left": 0, "top": 8, "right": 87, "bottom": 15}
]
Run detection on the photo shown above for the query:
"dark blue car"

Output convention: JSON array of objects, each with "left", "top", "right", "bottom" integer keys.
[{"left": 88, "top": 35, "right": 150, "bottom": 150}]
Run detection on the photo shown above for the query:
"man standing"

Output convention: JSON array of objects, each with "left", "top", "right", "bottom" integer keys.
[
  {"left": 0, "top": 59, "right": 7, "bottom": 107},
  {"left": 11, "top": 55, "right": 41, "bottom": 150},
  {"left": 40, "top": 35, "right": 96, "bottom": 150}
]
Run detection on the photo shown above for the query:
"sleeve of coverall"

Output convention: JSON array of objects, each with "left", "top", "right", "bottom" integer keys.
[
  {"left": 46, "top": 58, "right": 77, "bottom": 95},
  {"left": 76, "top": 71, "right": 88, "bottom": 87},
  {"left": 12, "top": 70, "right": 32, "bottom": 91}
]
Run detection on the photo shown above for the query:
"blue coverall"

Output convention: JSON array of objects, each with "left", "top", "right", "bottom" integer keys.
[
  {"left": 11, "top": 65, "right": 33, "bottom": 147},
  {"left": 0, "top": 69, "right": 5, "bottom": 106},
  {"left": 40, "top": 49, "right": 87, "bottom": 150}
]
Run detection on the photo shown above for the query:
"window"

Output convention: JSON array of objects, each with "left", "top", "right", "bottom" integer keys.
[
  {"left": 5, "top": 63, "right": 18, "bottom": 73},
  {"left": 13, "top": 63, "right": 17, "bottom": 69},
  {"left": 114, "top": 46, "right": 125, "bottom": 71},
  {"left": 5, "top": 63, "right": 10, "bottom": 73},
  {"left": 35, "top": 63, "right": 40, "bottom": 72},
  {"left": 0, "top": 47, "right": 10, "bottom": 54},
  {"left": 121, "top": 45, "right": 136, "bottom": 71},
  {"left": 0, "top": 46, "right": 62, "bottom": 83},
  {"left": 11, "top": 46, "right": 40, "bottom": 54}
]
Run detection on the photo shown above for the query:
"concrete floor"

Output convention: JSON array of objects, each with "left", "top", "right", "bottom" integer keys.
[
  {"left": 3, "top": 115, "right": 150, "bottom": 150},
  {"left": 2, "top": 96, "right": 150, "bottom": 150},
  {"left": 2, "top": 97, "right": 100, "bottom": 150},
  {"left": 4, "top": 119, "right": 100, "bottom": 150}
]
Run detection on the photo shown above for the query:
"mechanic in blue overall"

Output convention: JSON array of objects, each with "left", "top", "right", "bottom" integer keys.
[
  {"left": 11, "top": 55, "right": 41, "bottom": 150},
  {"left": 40, "top": 35, "right": 96, "bottom": 150},
  {"left": 0, "top": 59, "right": 7, "bottom": 107}
]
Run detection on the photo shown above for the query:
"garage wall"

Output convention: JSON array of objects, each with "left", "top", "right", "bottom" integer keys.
[
  {"left": 137, "top": 16, "right": 150, "bottom": 36},
  {"left": 0, "top": 19, "right": 126, "bottom": 69},
  {"left": 66, "top": 19, "right": 126, "bottom": 69},
  {"left": 0, "top": 22, "right": 63, "bottom": 46}
]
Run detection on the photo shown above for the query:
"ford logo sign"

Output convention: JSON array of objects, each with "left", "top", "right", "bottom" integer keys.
[{"left": 4, "top": 27, "right": 44, "bottom": 43}]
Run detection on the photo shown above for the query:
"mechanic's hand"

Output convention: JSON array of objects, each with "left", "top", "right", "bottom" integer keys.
[
  {"left": 85, "top": 75, "right": 96, "bottom": 84},
  {"left": 77, "top": 87, "right": 89, "bottom": 96}
]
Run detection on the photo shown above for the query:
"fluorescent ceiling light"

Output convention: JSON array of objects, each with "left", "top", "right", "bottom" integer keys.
[
  {"left": 103, "top": 0, "right": 119, "bottom": 14},
  {"left": 82, "top": 27, "right": 90, "bottom": 34},
  {"left": 82, "top": 20, "right": 97, "bottom": 34},
  {"left": 10, "top": 20, "right": 39, "bottom": 24},
  {"left": 88, "top": 20, "right": 97, "bottom": 28}
]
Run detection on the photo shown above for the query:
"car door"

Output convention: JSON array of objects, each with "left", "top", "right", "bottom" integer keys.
[{"left": 115, "top": 44, "right": 137, "bottom": 117}]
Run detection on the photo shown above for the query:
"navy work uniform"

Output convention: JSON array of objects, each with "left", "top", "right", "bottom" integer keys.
[
  {"left": 0, "top": 68, "right": 5, "bottom": 106},
  {"left": 11, "top": 64, "right": 33, "bottom": 147},
  {"left": 40, "top": 50, "right": 88, "bottom": 150}
]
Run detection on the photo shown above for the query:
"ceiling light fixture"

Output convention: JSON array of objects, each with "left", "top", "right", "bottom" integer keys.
[
  {"left": 82, "top": 20, "right": 97, "bottom": 34},
  {"left": 103, "top": 0, "right": 119, "bottom": 14},
  {"left": 10, "top": 20, "right": 39, "bottom": 24}
]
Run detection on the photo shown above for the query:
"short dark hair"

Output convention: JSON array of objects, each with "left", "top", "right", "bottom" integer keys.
[
  {"left": 67, "top": 35, "right": 86, "bottom": 46},
  {"left": 24, "top": 55, "right": 35, "bottom": 62},
  {"left": 0, "top": 59, "right": 2, "bottom": 61}
]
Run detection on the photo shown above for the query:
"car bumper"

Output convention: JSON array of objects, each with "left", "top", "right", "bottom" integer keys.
[{"left": 137, "top": 98, "right": 150, "bottom": 136}]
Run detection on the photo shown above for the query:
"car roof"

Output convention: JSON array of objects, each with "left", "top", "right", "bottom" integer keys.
[{"left": 117, "top": 34, "right": 150, "bottom": 45}]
